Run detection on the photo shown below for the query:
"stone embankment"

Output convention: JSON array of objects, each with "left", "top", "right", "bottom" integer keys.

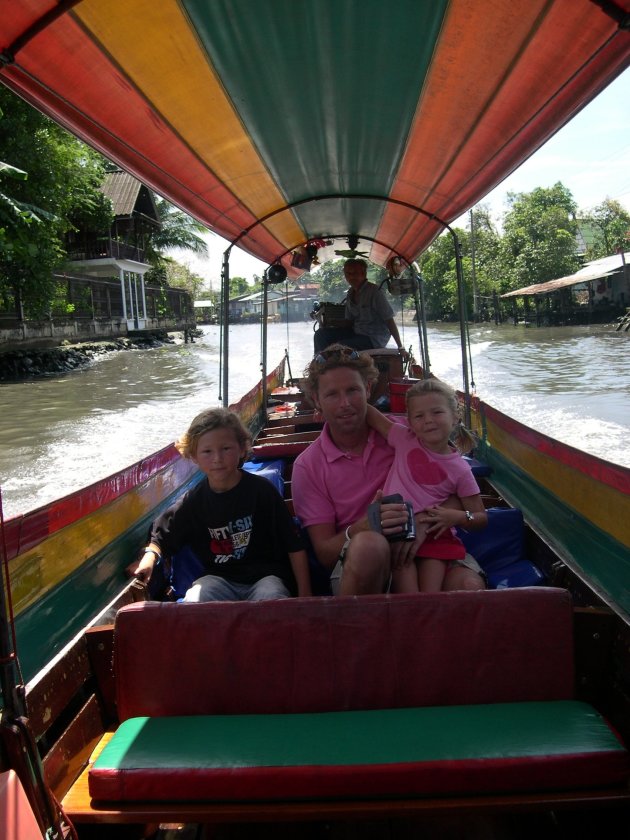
[{"left": 0, "top": 332, "right": 188, "bottom": 382}]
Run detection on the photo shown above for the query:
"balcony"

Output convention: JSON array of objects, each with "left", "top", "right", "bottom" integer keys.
[{"left": 67, "top": 239, "right": 147, "bottom": 264}]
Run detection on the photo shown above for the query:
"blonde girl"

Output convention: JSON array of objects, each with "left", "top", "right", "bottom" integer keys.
[{"left": 366, "top": 379, "right": 487, "bottom": 592}]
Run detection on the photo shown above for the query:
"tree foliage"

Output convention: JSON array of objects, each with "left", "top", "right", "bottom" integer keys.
[
  {"left": 0, "top": 87, "right": 113, "bottom": 316},
  {"left": 499, "top": 183, "right": 580, "bottom": 289},
  {"left": 143, "top": 197, "right": 210, "bottom": 292},
  {"left": 146, "top": 197, "right": 209, "bottom": 259},
  {"left": 416, "top": 185, "right": 613, "bottom": 319},
  {"left": 580, "top": 198, "right": 630, "bottom": 259},
  {"left": 419, "top": 205, "right": 501, "bottom": 320},
  {"left": 145, "top": 257, "right": 206, "bottom": 299},
  {"left": 313, "top": 260, "right": 347, "bottom": 300},
  {"left": 229, "top": 276, "right": 250, "bottom": 297}
]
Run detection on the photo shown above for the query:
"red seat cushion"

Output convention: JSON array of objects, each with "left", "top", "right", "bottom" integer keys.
[{"left": 114, "top": 590, "right": 576, "bottom": 720}]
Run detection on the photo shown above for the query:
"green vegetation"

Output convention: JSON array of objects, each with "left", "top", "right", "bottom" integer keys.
[
  {"left": 0, "top": 89, "right": 113, "bottom": 317},
  {"left": 143, "top": 197, "right": 210, "bottom": 297},
  {"left": 582, "top": 198, "right": 630, "bottom": 259},
  {"left": 419, "top": 185, "right": 629, "bottom": 320},
  {"left": 0, "top": 89, "right": 209, "bottom": 319}
]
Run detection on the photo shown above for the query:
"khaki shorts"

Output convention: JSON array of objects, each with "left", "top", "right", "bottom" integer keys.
[
  {"left": 445, "top": 552, "right": 485, "bottom": 580},
  {"left": 331, "top": 551, "right": 485, "bottom": 595}
]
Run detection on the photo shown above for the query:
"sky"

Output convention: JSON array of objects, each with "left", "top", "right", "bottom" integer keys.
[{"left": 171, "top": 67, "right": 630, "bottom": 290}]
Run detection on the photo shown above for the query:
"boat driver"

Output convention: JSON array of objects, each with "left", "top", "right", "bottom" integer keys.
[
  {"left": 291, "top": 345, "right": 486, "bottom": 595},
  {"left": 313, "top": 259, "right": 409, "bottom": 359}
]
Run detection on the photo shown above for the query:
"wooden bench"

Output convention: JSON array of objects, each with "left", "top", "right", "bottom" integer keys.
[{"left": 62, "top": 589, "right": 630, "bottom": 826}]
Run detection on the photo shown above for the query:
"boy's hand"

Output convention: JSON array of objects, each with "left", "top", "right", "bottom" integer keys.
[{"left": 129, "top": 554, "right": 155, "bottom": 584}]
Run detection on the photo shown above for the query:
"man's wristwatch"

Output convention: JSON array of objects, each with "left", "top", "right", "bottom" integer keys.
[{"left": 464, "top": 510, "right": 475, "bottom": 522}]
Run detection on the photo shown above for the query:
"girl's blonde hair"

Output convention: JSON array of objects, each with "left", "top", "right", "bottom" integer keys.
[
  {"left": 175, "top": 408, "right": 252, "bottom": 463},
  {"left": 406, "top": 379, "right": 478, "bottom": 454}
]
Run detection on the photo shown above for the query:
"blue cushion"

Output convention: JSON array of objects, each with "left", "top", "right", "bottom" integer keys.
[
  {"left": 169, "top": 545, "right": 206, "bottom": 600},
  {"left": 486, "top": 560, "right": 545, "bottom": 590},
  {"left": 242, "top": 459, "right": 285, "bottom": 495},
  {"left": 457, "top": 507, "right": 545, "bottom": 589},
  {"left": 463, "top": 455, "right": 493, "bottom": 478}
]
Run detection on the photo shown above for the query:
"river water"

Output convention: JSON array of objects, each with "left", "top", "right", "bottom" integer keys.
[{"left": 0, "top": 321, "right": 628, "bottom": 519}]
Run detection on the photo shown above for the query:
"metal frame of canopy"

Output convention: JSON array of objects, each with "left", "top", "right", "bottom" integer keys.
[
  {"left": 1, "top": 1, "right": 628, "bottom": 270},
  {"left": 220, "top": 195, "right": 473, "bottom": 425}
]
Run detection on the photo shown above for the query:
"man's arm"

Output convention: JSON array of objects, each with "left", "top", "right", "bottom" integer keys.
[
  {"left": 307, "top": 492, "right": 410, "bottom": 572},
  {"left": 305, "top": 522, "right": 348, "bottom": 572},
  {"left": 385, "top": 317, "right": 409, "bottom": 358}
]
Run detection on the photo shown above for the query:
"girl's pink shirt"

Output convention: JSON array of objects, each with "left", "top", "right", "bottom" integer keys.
[{"left": 383, "top": 422, "right": 478, "bottom": 512}]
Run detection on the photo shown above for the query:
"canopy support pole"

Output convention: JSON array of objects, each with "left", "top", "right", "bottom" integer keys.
[
  {"left": 224, "top": 193, "right": 472, "bottom": 415},
  {"left": 261, "top": 273, "right": 269, "bottom": 412},
  {"left": 452, "top": 233, "right": 472, "bottom": 426},
  {"left": 220, "top": 248, "right": 231, "bottom": 407},
  {"left": 412, "top": 266, "right": 431, "bottom": 376}
]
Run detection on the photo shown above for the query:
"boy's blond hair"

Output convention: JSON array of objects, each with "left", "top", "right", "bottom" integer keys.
[{"left": 176, "top": 408, "right": 252, "bottom": 463}]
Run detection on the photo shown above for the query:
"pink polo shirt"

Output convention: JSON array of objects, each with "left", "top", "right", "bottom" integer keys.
[{"left": 292, "top": 424, "right": 394, "bottom": 531}]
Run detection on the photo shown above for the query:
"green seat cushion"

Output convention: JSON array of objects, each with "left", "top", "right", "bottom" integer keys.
[{"left": 89, "top": 701, "right": 629, "bottom": 802}]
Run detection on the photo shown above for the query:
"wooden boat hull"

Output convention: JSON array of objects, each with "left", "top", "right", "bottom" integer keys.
[
  {"left": 470, "top": 398, "right": 630, "bottom": 618},
  {"left": 2, "top": 359, "right": 629, "bottom": 840},
  {"left": 2, "top": 359, "right": 286, "bottom": 682}
]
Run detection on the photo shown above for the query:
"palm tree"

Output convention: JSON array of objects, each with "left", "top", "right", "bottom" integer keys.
[{"left": 147, "top": 197, "right": 209, "bottom": 260}]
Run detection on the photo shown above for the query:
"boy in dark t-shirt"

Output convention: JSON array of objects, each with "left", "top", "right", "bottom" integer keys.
[{"left": 133, "top": 408, "right": 311, "bottom": 601}]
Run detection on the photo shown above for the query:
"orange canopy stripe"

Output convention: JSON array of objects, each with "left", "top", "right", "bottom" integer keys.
[
  {"left": 374, "top": 0, "right": 630, "bottom": 263},
  {"left": 1, "top": 0, "right": 629, "bottom": 267}
]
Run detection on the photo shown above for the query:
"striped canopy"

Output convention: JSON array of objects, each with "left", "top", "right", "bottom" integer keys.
[{"left": 1, "top": 0, "right": 629, "bottom": 272}]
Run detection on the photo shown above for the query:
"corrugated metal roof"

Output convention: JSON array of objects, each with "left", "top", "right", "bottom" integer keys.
[{"left": 501, "top": 252, "right": 629, "bottom": 298}]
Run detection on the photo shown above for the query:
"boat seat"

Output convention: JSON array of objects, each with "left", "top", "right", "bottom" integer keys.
[
  {"left": 83, "top": 591, "right": 630, "bottom": 811},
  {"left": 242, "top": 457, "right": 285, "bottom": 495},
  {"left": 88, "top": 701, "right": 628, "bottom": 803},
  {"left": 363, "top": 348, "right": 405, "bottom": 402},
  {"left": 463, "top": 454, "right": 493, "bottom": 478}
]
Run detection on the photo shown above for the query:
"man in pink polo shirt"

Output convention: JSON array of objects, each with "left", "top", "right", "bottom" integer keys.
[{"left": 292, "top": 345, "right": 485, "bottom": 595}]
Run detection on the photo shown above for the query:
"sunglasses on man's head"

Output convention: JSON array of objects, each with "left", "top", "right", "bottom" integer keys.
[{"left": 314, "top": 348, "right": 360, "bottom": 365}]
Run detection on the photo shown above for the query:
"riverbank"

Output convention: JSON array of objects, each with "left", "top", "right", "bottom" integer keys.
[{"left": 0, "top": 331, "right": 198, "bottom": 382}]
